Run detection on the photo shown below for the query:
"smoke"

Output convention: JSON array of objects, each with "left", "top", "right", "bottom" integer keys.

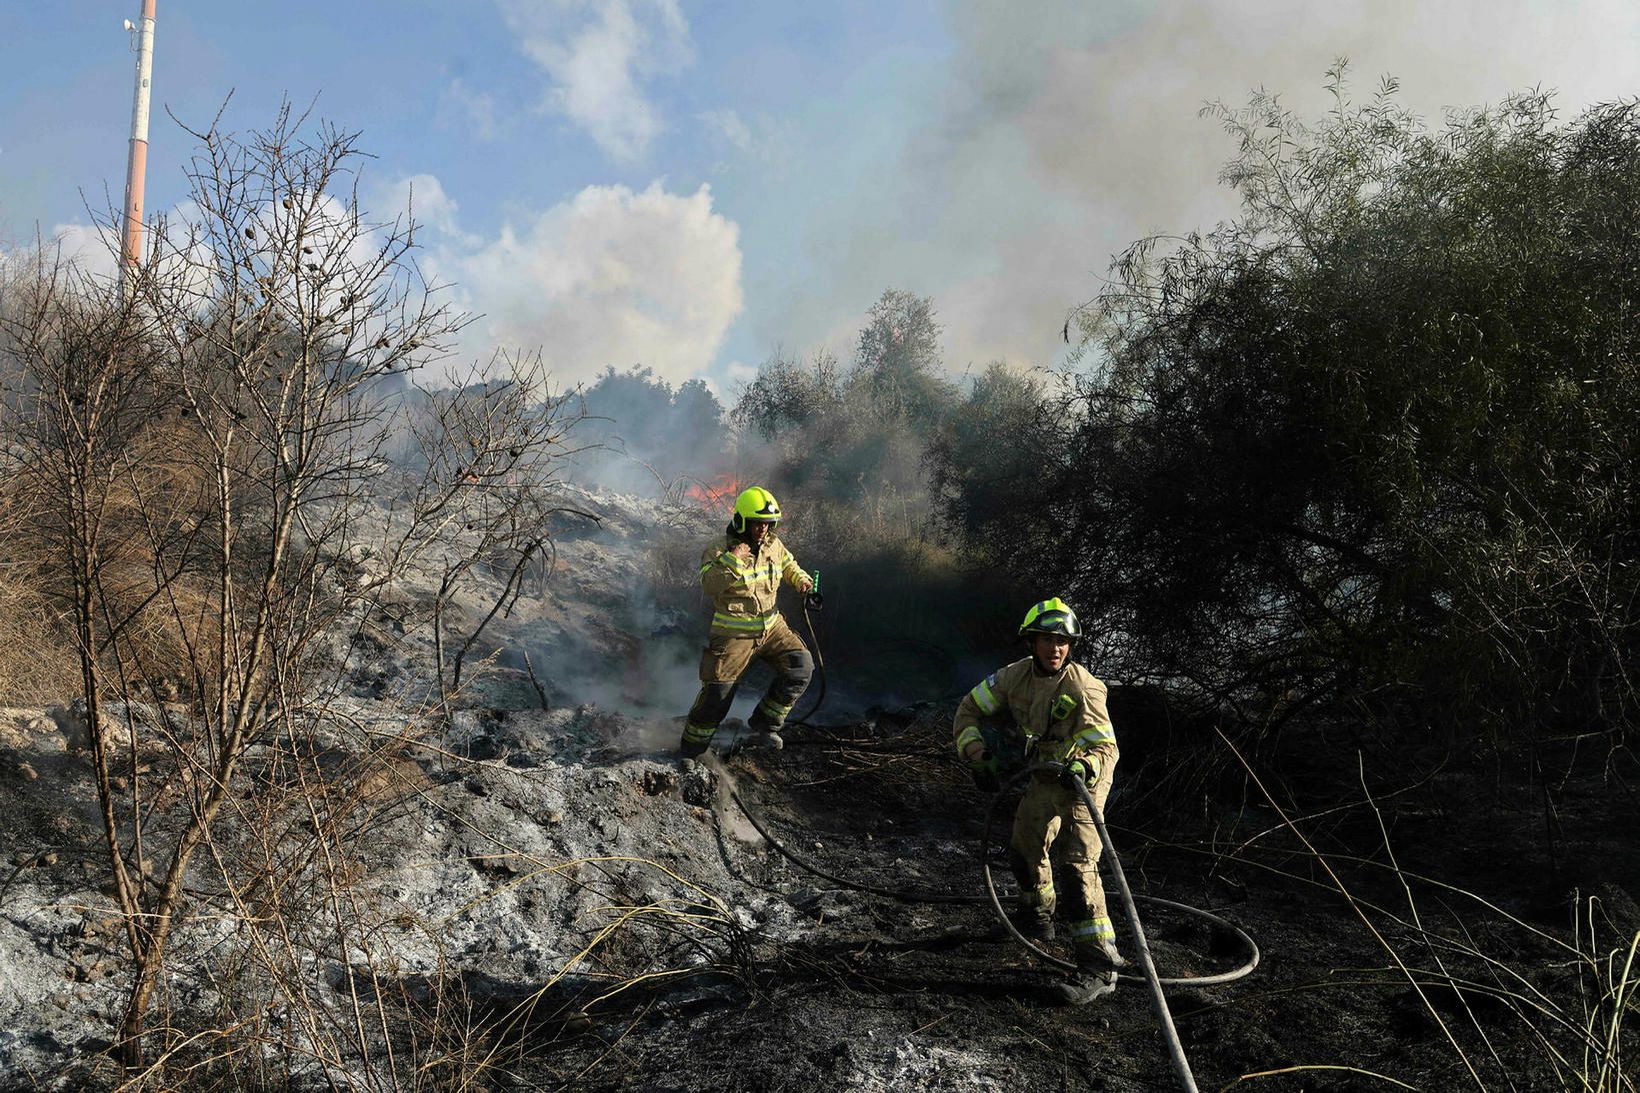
[
  {"left": 496, "top": 0, "right": 694, "bottom": 162},
  {"left": 430, "top": 181, "right": 744, "bottom": 390},
  {"left": 564, "top": 365, "right": 734, "bottom": 495},
  {"left": 767, "top": 0, "right": 1640, "bottom": 376}
]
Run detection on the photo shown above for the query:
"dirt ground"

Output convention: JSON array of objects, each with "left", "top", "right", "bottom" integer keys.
[
  {"left": 2, "top": 478, "right": 1635, "bottom": 1090},
  {"left": 1, "top": 693, "right": 1636, "bottom": 1090},
  {"left": 513, "top": 705, "right": 1640, "bottom": 1092}
]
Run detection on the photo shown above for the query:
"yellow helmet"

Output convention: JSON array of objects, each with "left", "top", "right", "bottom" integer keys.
[
  {"left": 731, "top": 486, "right": 782, "bottom": 533},
  {"left": 1019, "top": 597, "right": 1082, "bottom": 641}
]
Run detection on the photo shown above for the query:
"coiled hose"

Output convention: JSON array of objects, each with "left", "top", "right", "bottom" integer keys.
[
  {"left": 729, "top": 763, "right": 1260, "bottom": 1093},
  {"left": 728, "top": 778, "right": 1260, "bottom": 981},
  {"left": 992, "top": 763, "right": 1217, "bottom": 1092},
  {"left": 741, "top": 596, "right": 1254, "bottom": 1089}
]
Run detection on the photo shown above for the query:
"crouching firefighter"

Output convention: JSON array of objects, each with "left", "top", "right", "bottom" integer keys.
[
  {"left": 679, "top": 486, "right": 816, "bottom": 758},
  {"left": 953, "top": 598, "right": 1123, "bottom": 1005}
]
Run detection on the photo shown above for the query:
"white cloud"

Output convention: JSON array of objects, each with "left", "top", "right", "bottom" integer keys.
[
  {"left": 438, "top": 180, "right": 743, "bottom": 386},
  {"left": 698, "top": 108, "right": 752, "bottom": 153},
  {"left": 371, "top": 173, "right": 472, "bottom": 245},
  {"left": 498, "top": 0, "right": 693, "bottom": 162},
  {"left": 46, "top": 189, "right": 406, "bottom": 316},
  {"left": 41, "top": 212, "right": 212, "bottom": 299},
  {"left": 765, "top": 0, "right": 1640, "bottom": 376},
  {"left": 717, "top": 358, "right": 759, "bottom": 398},
  {"left": 47, "top": 221, "right": 121, "bottom": 282},
  {"left": 438, "top": 78, "right": 499, "bottom": 142},
  {"left": 35, "top": 176, "right": 745, "bottom": 392}
]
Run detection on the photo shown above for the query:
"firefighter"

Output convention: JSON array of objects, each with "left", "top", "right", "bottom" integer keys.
[
  {"left": 953, "top": 597, "right": 1123, "bottom": 1004},
  {"left": 679, "top": 486, "right": 816, "bottom": 758}
]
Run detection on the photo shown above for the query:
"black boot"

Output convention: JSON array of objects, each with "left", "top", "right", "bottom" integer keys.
[
  {"left": 1010, "top": 906, "right": 1054, "bottom": 943},
  {"left": 1053, "top": 943, "right": 1117, "bottom": 1005},
  {"left": 1054, "top": 966, "right": 1117, "bottom": 1005},
  {"left": 746, "top": 728, "right": 784, "bottom": 750},
  {"left": 744, "top": 713, "right": 785, "bottom": 751}
]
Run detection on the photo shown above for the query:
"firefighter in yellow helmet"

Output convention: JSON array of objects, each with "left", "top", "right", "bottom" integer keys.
[
  {"left": 952, "top": 598, "right": 1123, "bottom": 1005},
  {"left": 679, "top": 486, "right": 816, "bottom": 757}
]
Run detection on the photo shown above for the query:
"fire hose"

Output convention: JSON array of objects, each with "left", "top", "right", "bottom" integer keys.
[
  {"left": 785, "top": 576, "right": 828, "bottom": 728},
  {"left": 728, "top": 762, "right": 1258, "bottom": 1092},
  {"left": 728, "top": 578, "right": 1254, "bottom": 1089}
]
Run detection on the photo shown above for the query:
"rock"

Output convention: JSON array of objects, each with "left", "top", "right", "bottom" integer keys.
[{"left": 0, "top": 712, "right": 32, "bottom": 751}]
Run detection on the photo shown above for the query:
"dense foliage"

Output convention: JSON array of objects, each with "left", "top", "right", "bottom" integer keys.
[
  {"left": 730, "top": 290, "right": 1024, "bottom": 690},
  {"left": 572, "top": 365, "right": 729, "bottom": 490},
  {"left": 937, "top": 80, "right": 1640, "bottom": 740},
  {"left": 735, "top": 288, "right": 958, "bottom": 506}
]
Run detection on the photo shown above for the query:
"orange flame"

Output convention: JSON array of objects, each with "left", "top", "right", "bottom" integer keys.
[{"left": 684, "top": 473, "right": 742, "bottom": 508}]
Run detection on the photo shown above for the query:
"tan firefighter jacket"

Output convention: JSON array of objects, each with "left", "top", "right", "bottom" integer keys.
[
  {"left": 952, "top": 658, "right": 1118, "bottom": 777},
  {"left": 699, "top": 531, "right": 811, "bottom": 637}
]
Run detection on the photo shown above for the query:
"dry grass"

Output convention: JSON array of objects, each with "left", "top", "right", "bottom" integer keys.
[
  {"left": 0, "top": 577, "right": 78, "bottom": 703},
  {"left": 1212, "top": 731, "right": 1640, "bottom": 1092}
]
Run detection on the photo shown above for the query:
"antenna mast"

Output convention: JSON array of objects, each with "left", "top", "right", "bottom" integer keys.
[{"left": 119, "top": 0, "right": 157, "bottom": 295}]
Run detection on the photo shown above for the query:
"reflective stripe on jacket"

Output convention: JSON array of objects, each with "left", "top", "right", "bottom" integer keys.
[
  {"left": 699, "top": 532, "right": 810, "bottom": 637},
  {"left": 952, "top": 657, "right": 1118, "bottom": 774}
]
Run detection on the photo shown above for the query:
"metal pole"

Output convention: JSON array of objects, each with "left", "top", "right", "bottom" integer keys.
[{"left": 119, "top": 0, "right": 157, "bottom": 296}]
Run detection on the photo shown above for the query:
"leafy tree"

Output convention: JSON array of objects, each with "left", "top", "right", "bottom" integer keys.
[
  {"left": 727, "top": 293, "right": 1024, "bottom": 694},
  {"left": 927, "top": 361, "right": 1054, "bottom": 553},
  {"left": 851, "top": 288, "right": 957, "bottom": 432},
  {"left": 955, "top": 74, "right": 1640, "bottom": 740},
  {"left": 733, "top": 290, "right": 959, "bottom": 504},
  {"left": 576, "top": 365, "right": 728, "bottom": 489}
]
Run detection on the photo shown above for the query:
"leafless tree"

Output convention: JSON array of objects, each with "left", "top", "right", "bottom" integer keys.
[{"left": 0, "top": 103, "right": 581, "bottom": 1077}]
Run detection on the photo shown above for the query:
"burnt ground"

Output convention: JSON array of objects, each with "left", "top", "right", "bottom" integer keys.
[
  {"left": 1, "top": 694, "right": 1636, "bottom": 1091},
  {"left": 516, "top": 706, "right": 1640, "bottom": 1092}
]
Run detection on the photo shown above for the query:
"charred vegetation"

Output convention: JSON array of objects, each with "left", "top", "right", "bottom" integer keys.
[{"left": 0, "top": 75, "right": 1637, "bottom": 1092}]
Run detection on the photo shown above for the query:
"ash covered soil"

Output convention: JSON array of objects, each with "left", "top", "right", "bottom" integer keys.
[
  {"left": 1, "top": 486, "right": 1637, "bottom": 1090},
  {"left": 518, "top": 714, "right": 1640, "bottom": 1092}
]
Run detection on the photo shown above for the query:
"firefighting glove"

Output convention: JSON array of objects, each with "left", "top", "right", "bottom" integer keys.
[
  {"left": 968, "top": 751, "right": 1001, "bottom": 794},
  {"left": 1061, "top": 757, "right": 1098, "bottom": 789}
]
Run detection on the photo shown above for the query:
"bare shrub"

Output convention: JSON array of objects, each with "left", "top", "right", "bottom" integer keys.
[{"left": 0, "top": 104, "right": 581, "bottom": 1080}]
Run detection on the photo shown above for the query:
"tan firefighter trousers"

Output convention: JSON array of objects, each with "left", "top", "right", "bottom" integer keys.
[{"left": 1009, "top": 760, "right": 1118, "bottom": 950}]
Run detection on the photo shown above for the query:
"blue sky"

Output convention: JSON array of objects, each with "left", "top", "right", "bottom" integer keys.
[{"left": 4, "top": 1, "right": 1639, "bottom": 395}]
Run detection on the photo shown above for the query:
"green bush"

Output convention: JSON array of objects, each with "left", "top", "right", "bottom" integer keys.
[
  {"left": 938, "top": 74, "right": 1640, "bottom": 742},
  {"left": 728, "top": 291, "right": 1029, "bottom": 700}
]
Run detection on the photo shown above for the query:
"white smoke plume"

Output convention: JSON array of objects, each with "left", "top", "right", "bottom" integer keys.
[{"left": 766, "top": 0, "right": 1640, "bottom": 377}]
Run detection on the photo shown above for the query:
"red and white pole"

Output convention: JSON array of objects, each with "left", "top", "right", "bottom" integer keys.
[{"left": 119, "top": 0, "right": 157, "bottom": 295}]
